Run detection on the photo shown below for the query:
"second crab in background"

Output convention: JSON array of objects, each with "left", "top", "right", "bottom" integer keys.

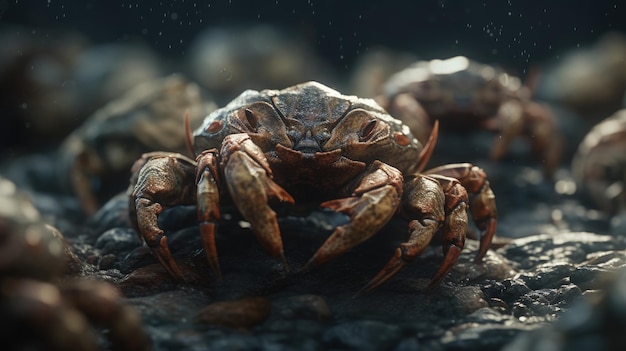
[
  {"left": 59, "top": 74, "right": 217, "bottom": 214},
  {"left": 376, "top": 56, "right": 563, "bottom": 176},
  {"left": 572, "top": 109, "right": 626, "bottom": 216}
]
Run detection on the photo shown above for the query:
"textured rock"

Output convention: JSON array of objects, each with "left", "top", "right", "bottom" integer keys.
[
  {"left": 503, "top": 268, "right": 626, "bottom": 351},
  {"left": 193, "top": 296, "right": 272, "bottom": 330}
]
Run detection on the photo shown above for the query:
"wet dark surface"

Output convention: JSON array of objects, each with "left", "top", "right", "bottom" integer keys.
[
  {"left": 3, "top": 123, "right": 625, "bottom": 350},
  {"left": 2, "top": 2, "right": 626, "bottom": 350}
]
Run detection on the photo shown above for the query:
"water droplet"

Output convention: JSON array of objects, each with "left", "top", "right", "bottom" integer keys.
[{"left": 221, "top": 68, "right": 232, "bottom": 81}]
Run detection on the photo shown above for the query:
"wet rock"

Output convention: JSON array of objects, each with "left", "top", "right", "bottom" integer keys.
[
  {"left": 118, "top": 262, "right": 209, "bottom": 297},
  {"left": 129, "top": 289, "right": 213, "bottom": 326},
  {"left": 610, "top": 212, "right": 626, "bottom": 235},
  {"left": 440, "top": 308, "right": 534, "bottom": 350},
  {"left": 499, "top": 232, "right": 626, "bottom": 270},
  {"left": 514, "top": 262, "right": 576, "bottom": 290},
  {"left": 116, "top": 245, "right": 156, "bottom": 274},
  {"left": 322, "top": 320, "right": 402, "bottom": 351},
  {"left": 449, "top": 241, "right": 516, "bottom": 283},
  {"left": 271, "top": 294, "right": 332, "bottom": 321},
  {"left": 117, "top": 264, "right": 180, "bottom": 298},
  {"left": 503, "top": 268, "right": 626, "bottom": 351},
  {"left": 88, "top": 192, "right": 132, "bottom": 234},
  {"left": 95, "top": 227, "right": 142, "bottom": 256},
  {"left": 193, "top": 296, "right": 272, "bottom": 330}
]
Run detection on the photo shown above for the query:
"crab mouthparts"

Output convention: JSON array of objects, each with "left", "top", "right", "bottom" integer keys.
[
  {"left": 276, "top": 144, "right": 342, "bottom": 164},
  {"left": 293, "top": 137, "right": 322, "bottom": 154}
]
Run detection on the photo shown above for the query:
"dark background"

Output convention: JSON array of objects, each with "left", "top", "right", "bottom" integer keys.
[{"left": 2, "top": 0, "right": 624, "bottom": 75}]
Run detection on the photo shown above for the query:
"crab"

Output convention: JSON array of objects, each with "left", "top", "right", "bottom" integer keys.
[
  {"left": 129, "top": 81, "right": 497, "bottom": 293},
  {"left": 0, "top": 176, "right": 150, "bottom": 351},
  {"left": 59, "top": 74, "right": 216, "bottom": 214},
  {"left": 376, "top": 56, "right": 563, "bottom": 176},
  {"left": 572, "top": 109, "right": 626, "bottom": 215}
]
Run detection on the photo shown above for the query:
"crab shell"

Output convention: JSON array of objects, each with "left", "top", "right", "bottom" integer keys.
[
  {"left": 572, "top": 109, "right": 626, "bottom": 214},
  {"left": 383, "top": 56, "right": 526, "bottom": 122},
  {"left": 192, "top": 81, "right": 423, "bottom": 198}
]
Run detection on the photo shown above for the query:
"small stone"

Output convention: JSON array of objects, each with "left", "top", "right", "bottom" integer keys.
[
  {"left": 273, "top": 294, "right": 332, "bottom": 321},
  {"left": 98, "top": 254, "right": 117, "bottom": 270},
  {"left": 95, "top": 228, "right": 142, "bottom": 256},
  {"left": 193, "top": 296, "right": 271, "bottom": 330},
  {"left": 322, "top": 320, "right": 401, "bottom": 351},
  {"left": 117, "top": 264, "right": 178, "bottom": 297}
]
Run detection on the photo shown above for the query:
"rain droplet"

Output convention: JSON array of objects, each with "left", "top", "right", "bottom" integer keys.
[{"left": 221, "top": 68, "right": 232, "bottom": 81}]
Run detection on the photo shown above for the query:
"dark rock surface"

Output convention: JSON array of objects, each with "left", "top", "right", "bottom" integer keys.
[
  {"left": 5, "top": 164, "right": 624, "bottom": 350},
  {"left": 2, "top": 30, "right": 625, "bottom": 351}
]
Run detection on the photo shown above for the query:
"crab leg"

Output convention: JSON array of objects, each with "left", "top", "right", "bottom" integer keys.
[
  {"left": 357, "top": 174, "right": 467, "bottom": 295},
  {"left": 220, "top": 133, "right": 295, "bottom": 266},
  {"left": 490, "top": 100, "right": 562, "bottom": 177},
  {"left": 195, "top": 150, "right": 222, "bottom": 279},
  {"left": 305, "top": 160, "right": 403, "bottom": 269},
  {"left": 425, "top": 163, "right": 497, "bottom": 263},
  {"left": 131, "top": 153, "right": 197, "bottom": 281},
  {"left": 490, "top": 99, "right": 524, "bottom": 163},
  {"left": 424, "top": 175, "right": 469, "bottom": 287}
]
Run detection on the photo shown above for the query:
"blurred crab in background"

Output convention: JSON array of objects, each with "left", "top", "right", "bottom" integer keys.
[
  {"left": 129, "top": 81, "right": 497, "bottom": 294},
  {"left": 187, "top": 24, "right": 335, "bottom": 103},
  {"left": 535, "top": 32, "right": 626, "bottom": 122},
  {"left": 376, "top": 56, "right": 563, "bottom": 176},
  {"left": 0, "top": 177, "right": 150, "bottom": 351},
  {"left": 59, "top": 74, "right": 217, "bottom": 214},
  {"left": 572, "top": 109, "right": 626, "bottom": 216},
  {"left": 0, "top": 27, "right": 165, "bottom": 150}
]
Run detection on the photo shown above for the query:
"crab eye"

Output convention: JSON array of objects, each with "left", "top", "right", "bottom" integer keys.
[
  {"left": 359, "top": 119, "right": 378, "bottom": 141},
  {"left": 317, "top": 130, "right": 331, "bottom": 144},
  {"left": 287, "top": 126, "right": 299, "bottom": 142},
  {"left": 244, "top": 108, "right": 259, "bottom": 132}
]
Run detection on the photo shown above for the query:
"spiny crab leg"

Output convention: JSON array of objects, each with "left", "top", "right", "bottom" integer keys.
[
  {"left": 132, "top": 153, "right": 198, "bottom": 281},
  {"left": 220, "top": 133, "right": 295, "bottom": 267},
  {"left": 425, "top": 163, "right": 497, "bottom": 263},
  {"left": 195, "top": 149, "right": 222, "bottom": 279},
  {"left": 305, "top": 160, "right": 403, "bottom": 269},
  {"left": 423, "top": 175, "right": 469, "bottom": 287},
  {"left": 356, "top": 174, "right": 468, "bottom": 296}
]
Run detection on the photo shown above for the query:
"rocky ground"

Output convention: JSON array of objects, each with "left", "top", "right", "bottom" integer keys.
[
  {"left": 3, "top": 126, "right": 626, "bottom": 351},
  {"left": 2, "top": 26, "right": 626, "bottom": 351}
]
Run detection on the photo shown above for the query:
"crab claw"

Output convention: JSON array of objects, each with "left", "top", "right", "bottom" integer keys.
[
  {"left": 221, "top": 133, "right": 295, "bottom": 268},
  {"left": 131, "top": 153, "right": 198, "bottom": 283},
  {"left": 304, "top": 161, "right": 403, "bottom": 270}
]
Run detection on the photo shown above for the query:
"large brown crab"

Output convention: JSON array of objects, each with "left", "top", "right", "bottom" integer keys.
[
  {"left": 130, "top": 81, "right": 497, "bottom": 293},
  {"left": 377, "top": 56, "right": 563, "bottom": 176}
]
